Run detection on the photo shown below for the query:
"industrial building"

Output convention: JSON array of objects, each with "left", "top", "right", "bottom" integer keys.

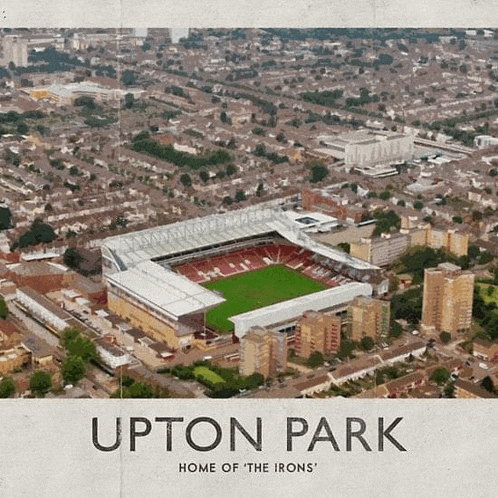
[
  {"left": 421, "top": 263, "right": 474, "bottom": 337},
  {"left": 29, "top": 82, "right": 144, "bottom": 106},
  {"left": 317, "top": 130, "right": 414, "bottom": 175}
]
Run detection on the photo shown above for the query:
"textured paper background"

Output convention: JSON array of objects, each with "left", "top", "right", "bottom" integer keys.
[
  {"left": 0, "top": 399, "right": 497, "bottom": 497},
  {"left": 1, "top": 2, "right": 498, "bottom": 497}
]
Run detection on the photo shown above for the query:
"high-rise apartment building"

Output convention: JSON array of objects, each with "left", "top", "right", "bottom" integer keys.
[
  {"left": 239, "top": 327, "right": 287, "bottom": 377},
  {"left": 350, "top": 233, "right": 409, "bottom": 266},
  {"left": 348, "top": 296, "right": 390, "bottom": 341},
  {"left": 3, "top": 35, "right": 28, "bottom": 67},
  {"left": 294, "top": 311, "right": 341, "bottom": 358},
  {"left": 421, "top": 262, "right": 474, "bottom": 336}
]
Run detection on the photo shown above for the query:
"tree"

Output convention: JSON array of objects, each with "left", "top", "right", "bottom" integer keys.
[
  {"left": 443, "top": 381, "right": 455, "bottom": 398},
  {"left": 62, "top": 356, "right": 86, "bottom": 385},
  {"left": 481, "top": 375, "right": 494, "bottom": 393},
  {"left": 276, "top": 132, "right": 287, "bottom": 143},
  {"left": 360, "top": 336, "right": 375, "bottom": 351},
  {"left": 452, "top": 216, "right": 463, "bottom": 224},
  {"left": 12, "top": 218, "right": 57, "bottom": 250},
  {"left": 0, "top": 298, "right": 8, "bottom": 319},
  {"left": 413, "top": 201, "right": 424, "bottom": 210},
  {"left": 379, "top": 191, "right": 391, "bottom": 200},
  {"left": 243, "top": 372, "right": 265, "bottom": 389},
  {"left": 199, "top": 170, "right": 209, "bottom": 183},
  {"left": 235, "top": 190, "right": 246, "bottom": 202},
  {"left": 468, "top": 245, "right": 480, "bottom": 259},
  {"left": 61, "top": 328, "right": 97, "bottom": 362},
  {"left": 121, "top": 70, "right": 136, "bottom": 87},
  {"left": 63, "top": 247, "right": 84, "bottom": 270},
  {"left": 478, "top": 252, "right": 494, "bottom": 265},
  {"left": 222, "top": 196, "right": 233, "bottom": 205},
  {"left": 127, "top": 382, "right": 155, "bottom": 398},
  {"left": 307, "top": 351, "right": 324, "bottom": 368},
  {"left": 0, "top": 207, "right": 12, "bottom": 230},
  {"left": 439, "top": 331, "right": 451, "bottom": 344},
  {"left": 391, "top": 287, "right": 423, "bottom": 325},
  {"left": 472, "top": 211, "right": 483, "bottom": 222},
  {"left": 430, "top": 367, "right": 450, "bottom": 386},
  {"left": 180, "top": 173, "right": 192, "bottom": 188},
  {"left": 74, "top": 96, "right": 96, "bottom": 109},
  {"left": 226, "top": 164, "right": 237, "bottom": 176},
  {"left": 16, "top": 122, "right": 29, "bottom": 135},
  {"left": 124, "top": 93, "right": 135, "bottom": 109},
  {"left": 29, "top": 371, "right": 52, "bottom": 396},
  {"left": 337, "top": 242, "right": 350, "bottom": 254},
  {"left": 0, "top": 377, "right": 15, "bottom": 398},
  {"left": 310, "top": 163, "right": 328, "bottom": 183},
  {"left": 390, "top": 320, "right": 403, "bottom": 338},
  {"left": 397, "top": 200, "right": 405, "bottom": 207},
  {"left": 220, "top": 111, "right": 229, "bottom": 124}
]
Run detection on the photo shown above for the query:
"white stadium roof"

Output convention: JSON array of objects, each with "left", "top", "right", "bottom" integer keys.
[
  {"left": 106, "top": 261, "right": 225, "bottom": 321},
  {"left": 102, "top": 206, "right": 378, "bottom": 272},
  {"left": 102, "top": 207, "right": 379, "bottom": 324},
  {"left": 230, "top": 282, "right": 373, "bottom": 337}
]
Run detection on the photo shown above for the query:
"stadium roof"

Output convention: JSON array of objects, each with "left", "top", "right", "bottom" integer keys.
[
  {"left": 102, "top": 206, "right": 378, "bottom": 272},
  {"left": 230, "top": 282, "right": 373, "bottom": 337},
  {"left": 102, "top": 208, "right": 278, "bottom": 270},
  {"left": 106, "top": 261, "right": 225, "bottom": 321}
]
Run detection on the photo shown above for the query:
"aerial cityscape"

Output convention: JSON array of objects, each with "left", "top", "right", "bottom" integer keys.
[{"left": 1, "top": 27, "right": 498, "bottom": 400}]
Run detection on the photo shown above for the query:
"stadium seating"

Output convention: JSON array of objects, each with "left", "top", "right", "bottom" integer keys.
[{"left": 173, "top": 242, "right": 352, "bottom": 287}]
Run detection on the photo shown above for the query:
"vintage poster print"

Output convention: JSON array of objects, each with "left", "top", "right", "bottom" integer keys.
[{"left": 0, "top": 1, "right": 497, "bottom": 497}]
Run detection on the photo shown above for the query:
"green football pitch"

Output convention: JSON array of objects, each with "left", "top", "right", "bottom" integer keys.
[{"left": 203, "top": 265, "right": 328, "bottom": 333}]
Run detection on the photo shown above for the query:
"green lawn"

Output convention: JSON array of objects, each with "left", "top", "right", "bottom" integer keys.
[
  {"left": 479, "top": 284, "right": 498, "bottom": 304},
  {"left": 203, "top": 265, "right": 328, "bottom": 332},
  {"left": 193, "top": 366, "right": 225, "bottom": 385}
]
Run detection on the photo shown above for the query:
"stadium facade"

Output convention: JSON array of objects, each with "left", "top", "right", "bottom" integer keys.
[{"left": 102, "top": 207, "right": 378, "bottom": 350}]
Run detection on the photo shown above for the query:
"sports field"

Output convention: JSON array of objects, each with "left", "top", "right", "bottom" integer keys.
[
  {"left": 193, "top": 366, "right": 225, "bottom": 385},
  {"left": 203, "top": 265, "right": 328, "bottom": 332},
  {"left": 479, "top": 284, "right": 498, "bottom": 304}
]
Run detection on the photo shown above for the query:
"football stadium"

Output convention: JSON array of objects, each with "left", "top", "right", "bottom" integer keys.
[{"left": 101, "top": 207, "right": 378, "bottom": 351}]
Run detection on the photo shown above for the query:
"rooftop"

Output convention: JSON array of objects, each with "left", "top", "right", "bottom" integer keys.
[
  {"left": 106, "top": 260, "right": 226, "bottom": 321},
  {"left": 230, "top": 282, "right": 372, "bottom": 336}
]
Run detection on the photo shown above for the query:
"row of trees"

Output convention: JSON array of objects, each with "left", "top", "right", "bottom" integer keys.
[
  {"left": 60, "top": 328, "right": 97, "bottom": 386},
  {"left": 111, "top": 375, "right": 168, "bottom": 398},
  {"left": 131, "top": 132, "right": 231, "bottom": 170},
  {"left": 169, "top": 361, "right": 264, "bottom": 398}
]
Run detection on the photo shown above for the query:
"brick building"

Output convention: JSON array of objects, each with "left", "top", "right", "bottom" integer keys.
[
  {"left": 421, "top": 263, "right": 474, "bottom": 337},
  {"left": 348, "top": 296, "right": 390, "bottom": 342},
  {"left": 239, "top": 327, "right": 287, "bottom": 378},
  {"left": 294, "top": 311, "right": 341, "bottom": 358}
]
